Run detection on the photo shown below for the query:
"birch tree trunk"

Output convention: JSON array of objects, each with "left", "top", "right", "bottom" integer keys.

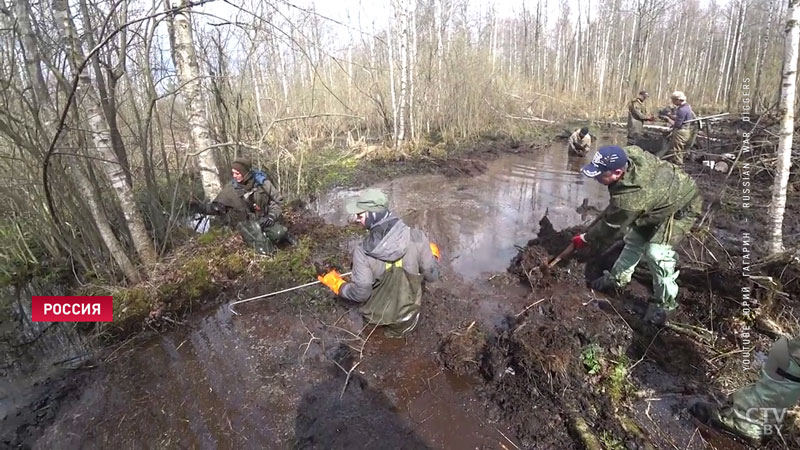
[
  {"left": 14, "top": 0, "right": 140, "bottom": 282},
  {"left": 388, "top": 15, "right": 398, "bottom": 145},
  {"left": 397, "top": 0, "right": 408, "bottom": 142},
  {"left": 435, "top": 0, "right": 443, "bottom": 118},
  {"left": 408, "top": 0, "right": 417, "bottom": 141},
  {"left": 53, "top": 0, "right": 157, "bottom": 268},
  {"left": 768, "top": 0, "right": 800, "bottom": 254},
  {"left": 168, "top": 0, "right": 222, "bottom": 199}
]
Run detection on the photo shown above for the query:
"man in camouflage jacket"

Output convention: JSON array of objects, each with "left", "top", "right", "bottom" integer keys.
[
  {"left": 191, "top": 157, "right": 295, "bottom": 254},
  {"left": 627, "top": 90, "right": 655, "bottom": 145},
  {"left": 571, "top": 145, "right": 702, "bottom": 325}
]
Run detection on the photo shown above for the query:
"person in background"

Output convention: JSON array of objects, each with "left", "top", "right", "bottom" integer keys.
[
  {"left": 567, "top": 127, "right": 593, "bottom": 157},
  {"left": 660, "top": 91, "right": 697, "bottom": 165},
  {"left": 190, "top": 157, "right": 296, "bottom": 255},
  {"left": 627, "top": 90, "right": 655, "bottom": 145}
]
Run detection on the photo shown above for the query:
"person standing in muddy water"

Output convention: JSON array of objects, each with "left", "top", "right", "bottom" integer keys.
[
  {"left": 660, "top": 91, "right": 698, "bottom": 165},
  {"left": 690, "top": 335, "right": 800, "bottom": 446},
  {"left": 189, "top": 157, "right": 297, "bottom": 255},
  {"left": 317, "top": 189, "right": 441, "bottom": 337},
  {"left": 626, "top": 90, "right": 655, "bottom": 145},
  {"left": 570, "top": 145, "right": 702, "bottom": 325},
  {"left": 567, "top": 127, "right": 593, "bottom": 157}
]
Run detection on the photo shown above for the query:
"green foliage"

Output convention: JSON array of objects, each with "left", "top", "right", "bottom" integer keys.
[
  {"left": 180, "top": 257, "right": 215, "bottom": 300},
  {"left": 599, "top": 431, "right": 625, "bottom": 450},
  {"left": 259, "top": 237, "right": 315, "bottom": 283},
  {"left": 197, "top": 226, "right": 232, "bottom": 245},
  {"left": 581, "top": 343, "right": 603, "bottom": 375},
  {"left": 607, "top": 356, "right": 631, "bottom": 405},
  {"left": 114, "top": 286, "right": 152, "bottom": 321}
]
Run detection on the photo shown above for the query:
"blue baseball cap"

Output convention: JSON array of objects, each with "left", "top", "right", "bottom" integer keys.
[{"left": 581, "top": 146, "right": 629, "bottom": 178}]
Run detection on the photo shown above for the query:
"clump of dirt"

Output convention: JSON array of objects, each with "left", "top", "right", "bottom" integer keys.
[
  {"left": 438, "top": 321, "right": 487, "bottom": 376},
  {"left": 480, "top": 295, "right": 638, "bottom": 449},
  {"left": 507, "top": 215, "right": 598, "bottom": 287}
]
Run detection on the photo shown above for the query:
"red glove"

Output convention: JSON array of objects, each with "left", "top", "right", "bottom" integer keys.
[
  {"left": 429, "top": 242, "right": 441, "bottom": 261},
  {"left": 571, "top": 233, "right": 587, "bottom": 250},
  {"left": 317, "top": 269, "right": 346, "bottom": 295}
]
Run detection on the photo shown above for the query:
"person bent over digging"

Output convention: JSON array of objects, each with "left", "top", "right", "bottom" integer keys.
[
  {"left": 317, "top": 189, "right": 441, "bottom": 337},
  {"left": 570, "top": 145, "right": 702, "bottom": 326},
  {"left": 690, "top": 335, "right": 800, "bottom": 446},
  {"left": 190, "top": 157, "right": 297, "bottom": 255}
]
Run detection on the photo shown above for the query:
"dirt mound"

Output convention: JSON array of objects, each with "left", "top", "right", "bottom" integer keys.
[
  {"left": 507, "top": 215, "right": 599, "bottom": 287},
  {"left": 480, "top": 296, "right": 639, "bottom": 449},
  {"left": 438, "top": 321, "right": 486, "bottom": 376}
]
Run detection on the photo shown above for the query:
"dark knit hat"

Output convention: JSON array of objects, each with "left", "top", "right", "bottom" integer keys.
[{"left": 231, "top": 157, "right": 252, "bottom": 175}]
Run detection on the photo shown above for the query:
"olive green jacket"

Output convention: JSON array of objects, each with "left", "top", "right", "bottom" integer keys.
[
  {"left": 627, "top": 98, "right": 648, "bottom": 137},
  {"left": 204, "top": 171, "right": 283, "bottom": 224},
  {"left": 585, "top": 146, "right": 699, "bottom": 248}
]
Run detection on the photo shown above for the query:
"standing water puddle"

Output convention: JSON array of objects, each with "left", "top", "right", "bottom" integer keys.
[
  {"left": 315, "top": 145, "right": 609, "bottom": 281},
  {"left": 36, "top": 140, "right": 632, "bottom": 449}
]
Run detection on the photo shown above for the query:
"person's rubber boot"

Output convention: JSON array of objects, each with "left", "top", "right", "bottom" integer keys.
[
  {"left": 589, "top": 270, "right": 624, "bottom": 295},
  {"left": 283, "top": 233, "right": 299, "bottom": 246},
  {"left": 641, "top": 302, "right": 675, "bottom": 327},
  {"left": 689, "top": 401, "right": 770, "bottom": 447}
]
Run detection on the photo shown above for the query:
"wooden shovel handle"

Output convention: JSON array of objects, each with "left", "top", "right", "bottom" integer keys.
[{"left": 548, "top": 242, "right": 576, "bottom": 268}]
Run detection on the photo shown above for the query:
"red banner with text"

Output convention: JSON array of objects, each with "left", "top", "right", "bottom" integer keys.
[{"left": 31, "top": 296, "right": 113, "bottom": 322}]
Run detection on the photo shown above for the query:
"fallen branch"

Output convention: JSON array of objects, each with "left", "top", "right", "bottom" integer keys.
[{"left": 504, "top": 114, "right": 555, "bottom": 124}]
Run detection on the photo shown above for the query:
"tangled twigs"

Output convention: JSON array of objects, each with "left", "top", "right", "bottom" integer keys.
[{"left": 330, "top": 321, "right": 381, "bottom": 400}]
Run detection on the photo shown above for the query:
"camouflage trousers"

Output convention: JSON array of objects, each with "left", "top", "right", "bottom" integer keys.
[
  {"left": 236, "top": 220, "right": 288, "bottom": 255},
  {"left": 714, "top": 336, "right": 800, "bottom": 440},
  {"left": 604, "top": 195, "right": 702, "bottom": 310}
]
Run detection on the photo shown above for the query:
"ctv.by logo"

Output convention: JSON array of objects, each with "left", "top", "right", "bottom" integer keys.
[{"left": 745, "top": 408, "right": 787, "bottom": 435}]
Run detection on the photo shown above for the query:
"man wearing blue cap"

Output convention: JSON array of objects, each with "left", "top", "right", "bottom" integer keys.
[{"left": 571, "top": 145, "right": 702, "bottom": 325}]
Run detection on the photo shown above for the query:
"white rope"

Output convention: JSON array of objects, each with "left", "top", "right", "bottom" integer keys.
[{"left": 228, "top": 272, "right": 352, "bottom": 315}]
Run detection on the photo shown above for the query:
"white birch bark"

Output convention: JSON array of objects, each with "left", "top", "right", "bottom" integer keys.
[
  {"left": 168, "top": 0, "right": 221, "bottom": 199},
  {"left": 15, "top": 0, "right": 140, "bottom": 282},
  {"left": 768, "top": 0, "right": 800, "bottom": 254},
  {"left": 409, "top": 0, "right": 417, "bottom": 140},
  {"left": 53, "top": 0, "right": 157, "bottom": 268},
  {"left": 435, "top": 0, "right": 443, "bottom": 117},
  {"left": 388, "top": 13, "right": 398, "bottom": 145},
  {"left": 715, "top": 9, "right": 734, "bottom": 103},
  {"left": 398, "top": 0, "right": 408, "bottom": 142}
]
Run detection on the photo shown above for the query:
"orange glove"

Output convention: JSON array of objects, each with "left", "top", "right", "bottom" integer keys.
[
  {"left": 317, "top": 269, "right": 345, "bottom": 295},
  {"left": 429, "top": 242, "right": 441, "bottom": 261}
]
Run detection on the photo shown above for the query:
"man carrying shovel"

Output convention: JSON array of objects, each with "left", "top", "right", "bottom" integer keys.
[
  {"left": 317, "top": 189, "right": 441, "bottom": 337},
  {"left": 569, "top": 145, "right": 702, "bottom": 325}
]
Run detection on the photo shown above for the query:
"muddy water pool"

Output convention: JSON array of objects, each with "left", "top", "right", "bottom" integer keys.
[{"left": 31, "top": 141, "right": 634, "bottom": 449}]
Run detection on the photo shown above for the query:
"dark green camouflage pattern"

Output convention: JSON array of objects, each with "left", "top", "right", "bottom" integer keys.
[{"left": 585, "top": 145, "right": 700, "bottom": 249}]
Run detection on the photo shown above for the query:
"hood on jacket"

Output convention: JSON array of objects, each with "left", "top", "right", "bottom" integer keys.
[{"left": 362, "top": 213, "right": 410, "bottom": 262}]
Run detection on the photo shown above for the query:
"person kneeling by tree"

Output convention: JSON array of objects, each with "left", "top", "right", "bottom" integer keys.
[
  {"left": 317, "top": 189, "right": 441, "bottom": 337},
  {"left": 571, "top": 145, "right": 702, "bottom": 325},
  {"left": 190, "top": 157, "right": 297, "bottom": 255}
]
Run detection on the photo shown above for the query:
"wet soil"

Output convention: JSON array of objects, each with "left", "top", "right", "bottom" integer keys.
[{"left": 8, "top": 127, "right": 800, "bottom": 449}]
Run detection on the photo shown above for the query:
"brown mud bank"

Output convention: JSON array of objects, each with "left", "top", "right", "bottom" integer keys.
[{"left": 436, "top": 125, "right": 800, "bottom": 448}]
